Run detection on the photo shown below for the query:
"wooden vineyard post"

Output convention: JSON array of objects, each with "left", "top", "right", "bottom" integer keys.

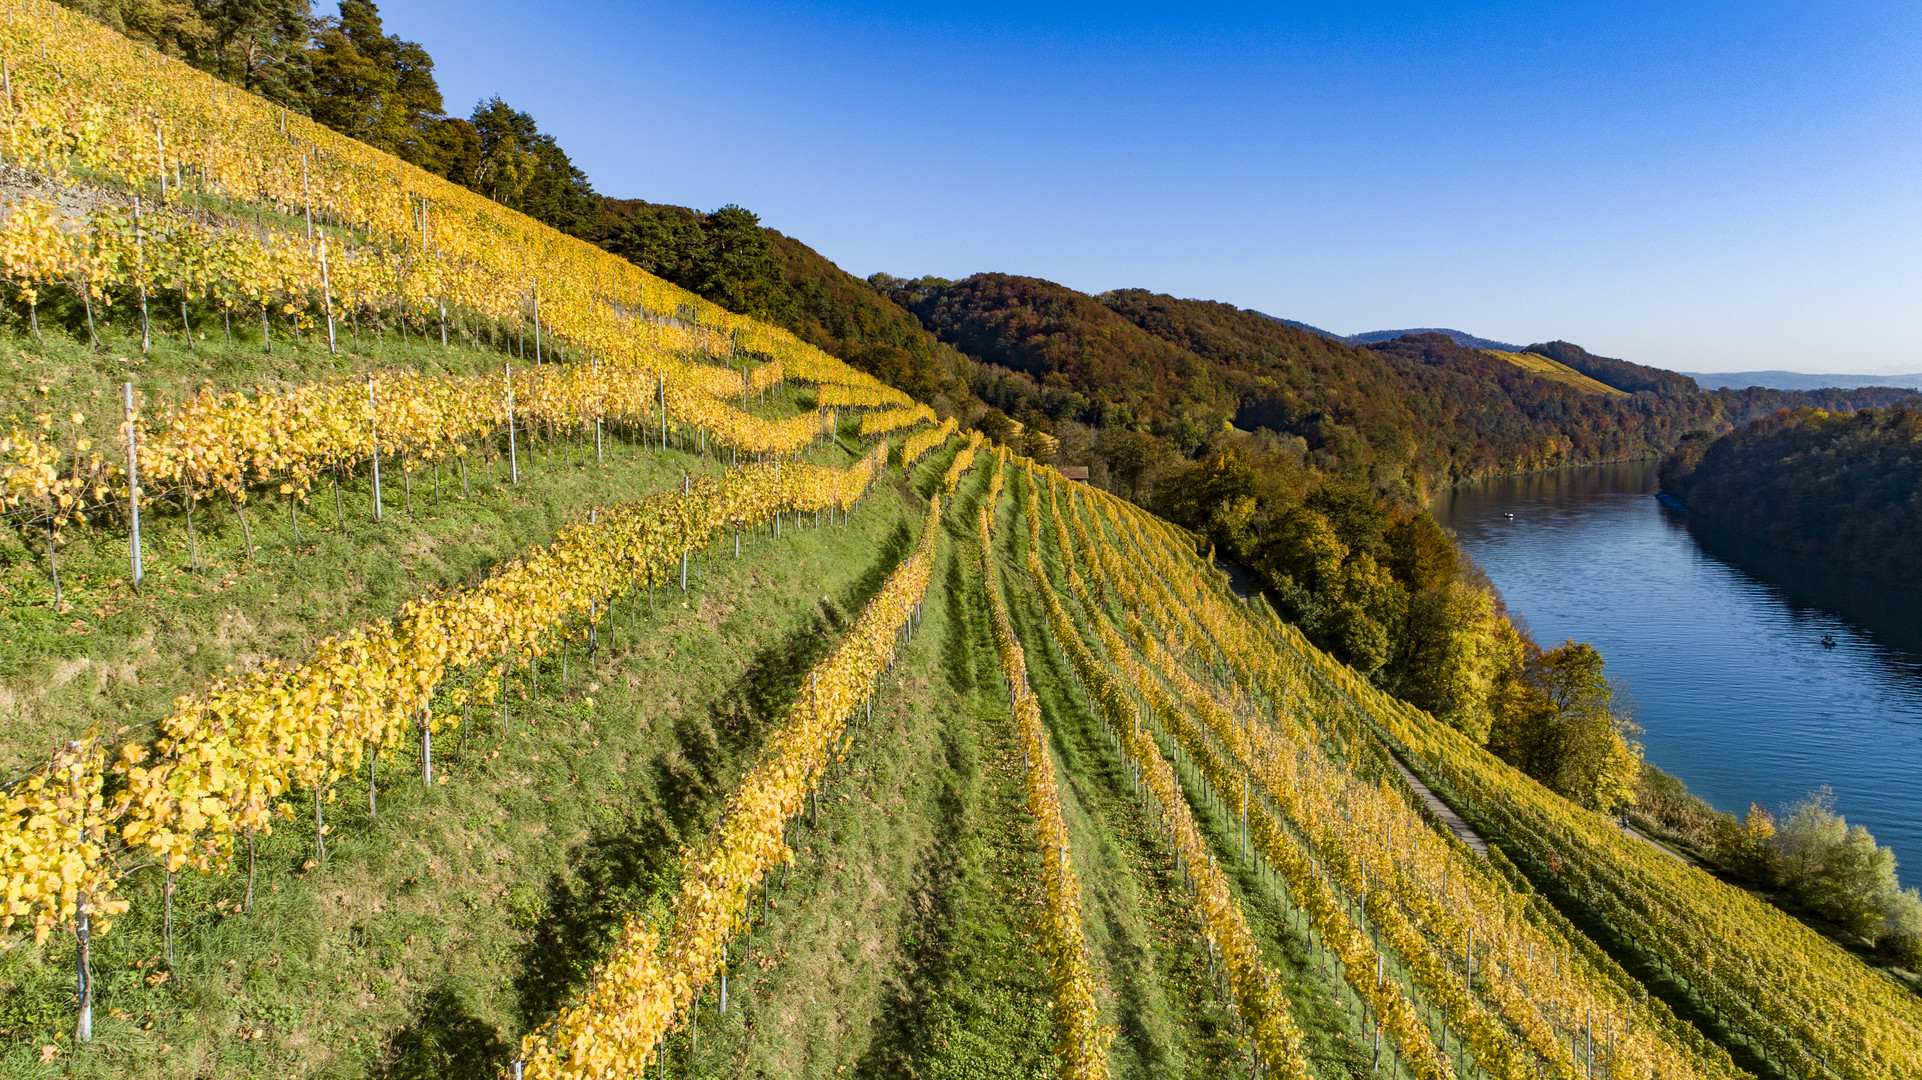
[
  {"left": 588, "top": 510, "right": 599, "bottom": 658},
  {"left": 506, "top": 362, "right": 520, "bottom": 483},
  {"left": 421, "top": 706, "right": 433, "bottom": 786},
  {"left": 367, "top": 377, "right": 383, "bottom": 521},
  {"left": 44, "top": 518, "right": 60, "bottom": 606},
  {"left": 163, "top": 871, "right": 176, "bottom": 971},
  {"left": 124, "top": 383, "right": 143, "bottom": 591},
  {"left": 531, "top": 280, "right": 542, "bottom": 364},
  {"left": 314, "top": 782, "right": 326, "bottom": 864}
]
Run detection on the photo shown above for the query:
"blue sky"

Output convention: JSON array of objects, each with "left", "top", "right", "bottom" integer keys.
[{"left": 378, "top": 1, "right": 1921, "bottom": 373}]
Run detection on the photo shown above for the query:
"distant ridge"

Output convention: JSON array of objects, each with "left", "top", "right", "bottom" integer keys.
[
  {"left": 1248, "top": 313, "right": 1519, "bottom": 352},
  {"left": 1345, "top": 327, "right": 1523, "bottom": 351},
  {"left": 1686, "top": 370, "right": 1922, "bottom": 392}
]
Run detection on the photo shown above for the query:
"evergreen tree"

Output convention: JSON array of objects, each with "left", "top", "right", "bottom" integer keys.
[
  {"left": 470, "top": 97, "right": 599, "bottom": 238},
  {"left": 308, "top": 1, "right": 447, "bottom": 169}
]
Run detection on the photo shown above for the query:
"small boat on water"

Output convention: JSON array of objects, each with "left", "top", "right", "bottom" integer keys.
[{"left": 1655, "top": 493, "right": 1688, "bottom": 512}]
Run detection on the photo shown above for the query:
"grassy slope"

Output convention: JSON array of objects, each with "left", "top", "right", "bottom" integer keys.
[
  {"left": 0, "top": 321, "right": 975, "bottom": 1075},
  {"left": 665, "top": 450, "right": 1057, "bottom": 1080},
  {"left": 0, "top": 325, "right": 701, "bottom": 776}
]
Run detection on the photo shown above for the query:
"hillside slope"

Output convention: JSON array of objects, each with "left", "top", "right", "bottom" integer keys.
[
  {"left": 1660, "top": 406, "right": 1922, "bottom": 589},
  {"left": 6, "top": 8, "right": 1921, "bottom": 1080},
  {"left": 880, "top": 275, "right": 1919, "bottom": 504},
  {"left": 1483, "top": 349, "right": 1628, "bottom": 396},
  {"left": 1525, "top": 339, "right": 1699, "bottom": 395}
]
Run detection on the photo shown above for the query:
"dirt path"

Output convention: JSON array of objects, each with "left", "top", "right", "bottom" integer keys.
[
  {"left": 1623, "top": 822, "right": 1692, "bottom": 864},
  {"left": 1389, "top": 756, "right": 1490, "bottom": 859}
]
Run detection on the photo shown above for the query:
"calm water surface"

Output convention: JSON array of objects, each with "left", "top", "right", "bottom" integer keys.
[{"left": 1433, "top": 461, "right": 1922, "bottom": 872}]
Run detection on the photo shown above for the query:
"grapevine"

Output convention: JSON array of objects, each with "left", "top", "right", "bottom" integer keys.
[{"left": 512, "top": 493, "right": 940, "bottom": 1077}]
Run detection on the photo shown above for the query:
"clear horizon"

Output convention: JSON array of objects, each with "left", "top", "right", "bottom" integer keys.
[{"left": 379, "top": 0, "right": 1921, "bottom": 375}]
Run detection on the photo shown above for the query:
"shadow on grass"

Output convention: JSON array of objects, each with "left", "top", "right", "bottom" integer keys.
[
  {"left": 375, "top": 985, "right": 511, "bottom": 1080},
  {"left": 851, "top": 544, "right": 988, "bottom": 1079},
  {"left": 488, "top": 516, "right": 918, "bottom": 1058}
]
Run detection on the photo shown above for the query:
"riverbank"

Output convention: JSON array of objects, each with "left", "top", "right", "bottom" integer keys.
[{"left": 1431, "top": 460, "right": 1922, "bottom": 878}]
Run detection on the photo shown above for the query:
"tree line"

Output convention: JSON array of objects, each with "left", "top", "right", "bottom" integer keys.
[{"left": 1660, "top": 405, "right": 1922, "bottom": 591}]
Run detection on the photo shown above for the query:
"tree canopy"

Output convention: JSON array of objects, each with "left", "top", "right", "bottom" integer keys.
[{"left": 1660, "top": 406, "right": 1922, "bottom": 590}]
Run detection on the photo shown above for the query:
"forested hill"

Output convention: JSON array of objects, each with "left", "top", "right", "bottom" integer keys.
[
  {"left": 593, "top": 199, "right": 972, "bottom": 408},
  {"left": 1660, "top": 407, "right": 1922, "bottom": 589},
  {"left": 864, "top": 273, "right": 1922, "bottom": 696},
  {"left": 873, "top": 273, "right": 1915, "bottom": 502},
  {"left": 1525, "top": 339, "right": 1699, "bottom": 395}
]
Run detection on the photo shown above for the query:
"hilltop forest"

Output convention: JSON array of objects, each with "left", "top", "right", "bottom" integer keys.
[{"left": 1660, "top": 406, "right": 1922, "bottom": 591}]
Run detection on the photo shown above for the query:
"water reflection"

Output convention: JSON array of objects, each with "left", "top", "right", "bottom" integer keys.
[{"left": 1433, "top": 461, "right": 1922, "bottom": 872}]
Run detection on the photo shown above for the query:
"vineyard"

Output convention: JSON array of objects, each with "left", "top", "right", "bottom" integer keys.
[{"left": 0, "top": 3, "right": 1917, "bottom": 1079}]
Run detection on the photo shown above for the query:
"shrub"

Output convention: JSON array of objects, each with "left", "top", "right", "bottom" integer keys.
[{"left": 1773, "top": 788, "right": 1903, "bottom": 941}]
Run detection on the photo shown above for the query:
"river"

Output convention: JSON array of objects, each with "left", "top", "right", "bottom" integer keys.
[{"left": 1432, "top": 460, "right": 1922, "bottom": 873}]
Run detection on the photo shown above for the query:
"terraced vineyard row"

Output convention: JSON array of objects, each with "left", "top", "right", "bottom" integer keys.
[
  {"left": 1023, "top": 485, "right": 1312, "bottom": 1076},
  {"left": 977, "top": 462, "right": 1111, "bottom": 1079},
  {"left": 0, "top": 349, "right": 881, "bottom": 539},
  {"left": 2, "top": 446, "right": 888, "bottom": 946},
  {"left": 0, "top": 0, "right": 856, "bottom": 378},
  {"left": 514, "top": 494, "right": 942, "bottom": 1077}
]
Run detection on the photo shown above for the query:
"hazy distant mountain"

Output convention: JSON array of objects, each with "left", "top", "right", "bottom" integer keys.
[
  {"left": 1259, "top": 315, "right": 1349, "bottom": 340},
  {"left": 1249, "top": 314, "right": 1520, "bottom": 352},
  {"left": 1686, "top": 370, "right": 1922, "bottom": 391},
  {"left": 1345, "top": 327, "right": 1523, "bottom": 351}
]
